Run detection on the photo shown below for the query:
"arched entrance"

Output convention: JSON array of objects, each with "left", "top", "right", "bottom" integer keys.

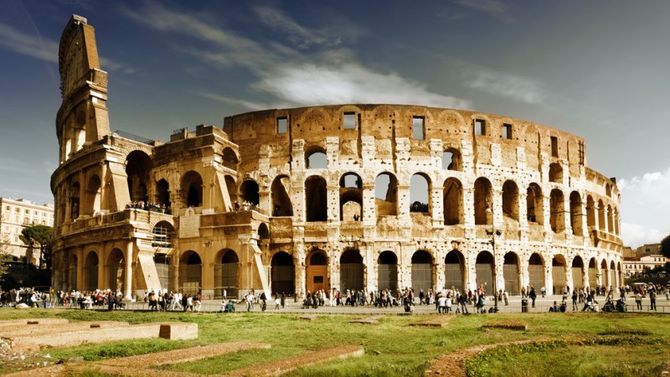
[
  {"left": 68, "top": 254, "right": 78, "bottom": 290},
  {"left": 215, "top": 249, "right": 238, "bottom": 298},
  {"left": 84, "top": 251, "right": 99, "bottom": 291},
  {"left": 503, "top": 252, "right": 520, "bottom": 295},
  {"left": 572, "top": 256, "right": 584, "bottom": 291},
  {"left": 528, "top": 253, "right": 544, "bottom": 291},
  {"left": 340, "top": 249, "right": 364, "bottom": 292},
  {"left": 271, "top": 251, "right": 295, "bottom": 295},
  {"left": 475, "top": 251, "right": 494, "bottom": 294},
  {"left": 179, "top": 251, "right": 202, "bottom": 295},
  {"left": 377, "top": 251, "right": 398, "bottom": 291},
  {"left": 601, "top": 259, "right": 609, "bottom": 288},
  {"left": 411, "top": 250, "right": 433, "bottom": 292},
  {"left": 588, "top": 258, "right": 597, "bottom": 289},
  {"left": 181, "top": 171, "right": 203, "bottom": 207},
  {"left": 552, "top": 255, "right": 567, "bottom": 294},
  {"left": 108, "top": 249, "right": 124, "bottom": 292},
  {"left": 444, "top": 250, "right": 465, "bottom": 292},
  {"left": 609, "top": 260, "right": 616, "bottom": 289},
  {"left": 306, "top": 249, "right": 328, "bottom": 293}
]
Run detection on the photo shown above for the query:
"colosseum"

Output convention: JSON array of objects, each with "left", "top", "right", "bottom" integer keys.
[{"left": 51, "top": 15, "right": 624, "bottom": 300}]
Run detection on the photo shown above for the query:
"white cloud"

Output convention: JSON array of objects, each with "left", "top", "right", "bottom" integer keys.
[
  {"left": 254, "top": 6, "right": 328, "bottom": 49},
  {"left": 465, "top": 66, "right": 547, "bottom": 104},
  {"left": 254, "top": 63, "right": 472, "bottom": 109},
  {"left": 454, "top": 0, "right": 514, "bottom": 23},
  {"left": 195, "top": 92, "right": 270, "bottom": 110},
  {"left": 618, "top": 166, "right": 670, "bottom": 247}
]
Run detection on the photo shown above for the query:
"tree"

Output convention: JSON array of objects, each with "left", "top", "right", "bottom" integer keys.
[
  {"left": 661, "top": 234, "right": 670, "bottom": 259},
  {"left": 0, "top": 241, "right": 10, "bottom": 279},
  {"left": 19, "top": 225, "right": 54, "bottom": 270}
]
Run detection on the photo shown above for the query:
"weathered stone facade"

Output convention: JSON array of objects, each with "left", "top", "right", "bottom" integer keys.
[{"left": 51, "top": 15, "right": 623, "bottom": 300}]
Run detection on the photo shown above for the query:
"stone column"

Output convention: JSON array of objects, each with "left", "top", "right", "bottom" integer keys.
[
  {"left": 431, "top": 187, "right": 443, "bottom": 228},
  {"left": 97, "top": 248, "right": 105, "bottom": 290},
  {"left": 544, "top": 261, "right": 553, "bottom": 295},
  {"left": 76, "top": 247, "right": 84, "bottom": 291},
  {"left": 467, "top": 253, "right": 478, "bottom": 292},
  {"left": 397, "top": 184, "right": 411, "bottom": 226},
  {"left": 563, "top": 195, "right": 573, "bottom": 236},
  {"left": 565, "top": 263, "right": 573, "bottom": 293},
  {"left": 124, "top": 241, "right": 133, "bottom": 300},
  {"left": 494, "top": 248, "right": 504, "bottom": 296},
  {"left": 435, "top": 261, "right": 445, "bottom": 292},
  {"left": 362, "top": 184, "right": 375, "bottom": 226},
  {"left": 294, "top": 242, "right": 306, "bottom": 298},
  {"left": 327, "top": 183, "right": 339, "bottom": 222},
  {"left": 520, "top": 255, "right": 529, "bottom": 291}
]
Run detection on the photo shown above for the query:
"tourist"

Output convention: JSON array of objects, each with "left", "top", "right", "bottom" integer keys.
[
  {"left": 529, "top": 287, "right": 537, "bottom": 308},
  {"left": 437, "top": 293, "right": 446, "bottom": 313},
  {"left": 649, "top": 289, "right": 657, "bottom": 311},
  {"left": 572, "top": 290, "right": 578, "bottom": 311},
  {"left": 635, "top": 292, "right": 643, "bottom": 310}
]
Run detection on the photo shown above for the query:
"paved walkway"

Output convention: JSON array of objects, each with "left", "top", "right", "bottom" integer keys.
[{"left": 119, "top": 295, "right": 670, "bottom": 315}]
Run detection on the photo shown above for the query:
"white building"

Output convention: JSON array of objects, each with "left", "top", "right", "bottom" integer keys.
[
  {"left": 0, "top": 198, "right": 55, "bottom": 264},
  {"left": 623, "top": 254, "right": 668, "bottom": 277}
]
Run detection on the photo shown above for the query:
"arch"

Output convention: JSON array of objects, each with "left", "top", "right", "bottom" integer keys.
[
  {"left": 444, "top": 249, "right": 465, "bottom": 292},
  {"left": 305, "top": 146, "right": 327, "bottom": 169},
  {"left": 605, "top": 183, "right": 612, "bottom": 197},
  {"left": 475, "top": 251, "right": 494, "bottom": 294},
  {"left": 240, "top": 179, "right": 260, "bottom": 206},
  {"left": 528, "top": 253, "right": 545, "bottom": 291},
  {"left": 84, "top": 251, "right": 99, "bottom": 291},
  {"left": 570, "top": 191, "right": 583, "bottom": 236},
  {"left": 75, "top": 127, "right": 86, "bottom": 151},
  {"left": 503, "top": 252, "right": 520, "bottom": 295},
  {"left": 271, "top": 251, "right": 295, "bottom": 295},
  {"left": 68, "top": 254, "right": 78, "bottom": 290},
  {"left": 340, "top": 172, "right": 363, "bottom": 221},
  {"left": 305, "top": 175, "right": 327, "bottom": 221},
  {"left": 271, "top": 175, "right": 293, "bottom": 216},
  {"left": 609, "top": 260, "right": 616, "bottom": 288},
  {"left": 588, "top": 258, "right": 598, "bottom": 289},
  {"left": 377, "top": 250, "right": 398, "bottom": 291},
  {"left": 154, "top": 253, "right": 170, "bottom": 290},
  {"left": 409, "top": 173, "right": 430, "bottom": 213},
  {"left": 375, "top": 172, "right": 398, "bottom": 216},
  {"left": 225, "top": 175, "right": 237, "bottom": 206},
  {"left": 179, "top": 250, "right": 202, "bottom": 295},
  {"left": 526, "top": 183, "right": 544, "bottom": 224},
  {"left": 552, "top": 254, "right": 567, "bottom": 294},
  {"left": 571, "top": 256, "right": 584, "bottom": 291},
  {"left": 216, "top": 249, "right": 238, "bottom": 298},
  {"left": 606, "top": 205, "right": 613, "bottom": 233},
  {"left": 340, "top": 249, "right": 364, "bottom": 292},
  {"left": 107, "top": 248, "right": 124, "bottom": 292},
  {"left": 600, "top": 259, "right": 609, "bottom": 288},
  {"left": 306, "top": 249, "right": 328, "bottom": 293},
  {"left": 550, "top": 189, "right": 565, "bottom": 233},
  {"left": 613, "top": 208, "right": 620, "bottom": 235},
  {"left": 597, "top": 199, "right": 606, "bottom": 232},
  {"left": 549, "top": 163, "right": 563, "bottom": 183},
  {"left": 181, "top": 171, "right": 203, "bottom": 207},
  {"left": 586, "top": 195, "right": 596, "bottom": 229},
  {"left": 443, "top": 178, "right": 463, "bottom": 225},
  {"left": 152, "top": 221, "right": 174, "bottom": 248},
  {"left": 258, "top": 223, "right": 270, "bottom": 240},
  {"left": 474, "top": 177, "right": 493, "bottom": 225},
  {"left": 412, "top": 250, "right": 433, "bottom": 292},
  {"left": 85, "top": 175, "right": 102, "bottom": 216},
  {"left": 221, "top": 147, "right": 239, "bottom": 170},
  {"left": 155, "top": 179, "right": 170, "bottom": 209},
  {"left": 126, "top": 150, "right": 152, "bottom": 203},
  {"left": 70, "top": 181, "right": 80, "bottom": 220},
  {"left": 502, "top": 180, "right": 520, "bottom": 221},
  {"left": 441, "top": 148, "right": 461, "bottom": 171}
]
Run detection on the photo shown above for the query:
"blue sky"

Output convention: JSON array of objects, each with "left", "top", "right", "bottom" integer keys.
[{"left": 0, "top": 0, "right": 669, "bottom": 247}]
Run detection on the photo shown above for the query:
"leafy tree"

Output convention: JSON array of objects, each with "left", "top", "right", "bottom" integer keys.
[
  {"left": 19, "top": 225, "right": 54, "bottom": 270},
  {"left": 0, "top": 241, "right": 10, "bottom": 279},
  {"left": 661, "top": 234, "right": 670, "bottom": 259}
]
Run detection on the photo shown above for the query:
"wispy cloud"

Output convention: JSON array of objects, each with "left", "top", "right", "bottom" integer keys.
[
  {"left": 124, "top": 3, "right": 470, "bottom": 110},
  {"left": 618, "top": 167, "right": 670, "bottom": 247},
  {"left": 464, "top": 66, "right": 547, "bottom": 104},
  {"left": 454, "top": 0, "right": 514, "bottom": 23},
  {"left": 0, "top": 22, "right": 133, "bottom": 73}
]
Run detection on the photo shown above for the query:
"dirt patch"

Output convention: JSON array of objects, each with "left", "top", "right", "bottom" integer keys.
[
  {"left": 424, "top": 340, "right": 535, "bottom": 377},
  {"left": 481, "top": 319, "right": 527, "bottom": 331},
  {"left": 349, "top": 316, "right": 379, "bottom": 324},
  {"left": 410, "top": 315, "right": 452, "bottom": 328}
]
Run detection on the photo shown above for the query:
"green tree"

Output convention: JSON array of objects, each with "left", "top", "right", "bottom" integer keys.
[
  {"left": 19, "top": 225, "right": 54, "bottom": 270},
  {"left": 0, "top": 242, "right": 10, "bottom": 279},
  {"left": 661, "top": 234, "right": 670, "bottom": 259}
]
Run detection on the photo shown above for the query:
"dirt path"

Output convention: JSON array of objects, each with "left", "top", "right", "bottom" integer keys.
[{"left": 424, "top": 340, "right": 535, "bottom": 377}]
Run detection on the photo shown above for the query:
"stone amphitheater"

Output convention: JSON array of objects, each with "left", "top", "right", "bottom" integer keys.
[{"left": 51, "top": 15, "right": 623, "bottom": 301}]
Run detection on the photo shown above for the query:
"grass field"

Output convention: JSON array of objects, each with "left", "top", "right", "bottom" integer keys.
[{"left": 0, "top": 309, "right": 668, "bottom": 376}]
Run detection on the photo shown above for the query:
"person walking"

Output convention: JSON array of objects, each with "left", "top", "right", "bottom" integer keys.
[
  {"left": 529, "top": 287, "right": 537, "bottom": 308},
  {"left": 572, "top": 290, "right": 578, "bottom": 311},
  {"left": 650, "top": 289, "right": 657, "bottom": 311},
  {"left": 635, "top": 292, "right": 643, "bottom": 310}
]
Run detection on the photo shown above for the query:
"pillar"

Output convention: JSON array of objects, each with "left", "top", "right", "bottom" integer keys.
[{"left": 124, "top": 241, "right": 133, "bottom": 300}]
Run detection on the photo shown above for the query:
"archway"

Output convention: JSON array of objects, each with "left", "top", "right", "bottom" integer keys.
[
  {"left": 377, "top": 251, "right": 398, "bottom": 291},
  {"left": 474, "top": 178, "right": 492, "bottom": 225},
  {"left": 305, "top": 147, "right": 327, "bottom": 169},
  {"left": 215, "top": 249, "right": 238, "bottom": 298},
  {"left": 181, "top": 171, "right": 203, "bottom": 207},
  {"left": 240, "top": 179, "right": 260, "bottom": 206},
  {"left": 375, "top": 172, "right": 398, "bottom": 216},
  {"left": 588, "top": 258, "right": 598, "bottom": 288},
  {"left": 340, "top": 173, "right": 362, "bottom": 221},
  {"left": 126, "top": 150, "right": 152, "bottom": 203},
  {"left": 609, "top": 260, "right": 616, "bottom": 289},
  {"left": 503, "top": 252, "right": 520, "bottom": 295},
  {"left": 68, "top": 254, "right": 78, "bottom": 290},
  {"left": 598, "top": 200, "right": 606, "bottom": 232},
  {"left": 528, "top": 253, "right": 545, "bottom": 291},
  {"left": 305, "top": 176, "right": 327, "bottom": 221},
  {"left": 443, "top": 178, "right": 463, "bottom": 225},
  {"left": 340, "top": 249, "right": 364, "bottom": 292},
  {"left": 550, "top": 189, "right": 565, "bottom": 233},
  {"left": 570, "top": 191, "right": 583, "bottom": 236},
  {"left": 271, "top": 175, "right": 293, "bottom": 216},
  {"left": 442, "top": 148, "right": 461, "bottom": 171},
  {"left": 412, "top": 250, "right": 433, "bottom": 292},
  {"left": 152, "top": 221, "right": 174, "bottom": 248},
  {"left": 306, "top": 249, "right": 328, "bottom": 293},
  {"left": 552, "top": 255, "right": 567, "bottom": 294},
  {"left": 84, "top": 251, "right": 99, "bottom": 291},
  {"left": 222, "top": 147, "right": 239, "bottom": 170},
  {"left": 475, "top": 251, "right": 494, "bottom": 294},
  {"left": 444, "top": 250, "right": 465, "bottom": 292},
  {"left": 179, "top": 251, "right": 202, "bottom": 295},
  {"left": 549, "top": 163, "right": 563, "bottom": 183},
  {"left": 586, "top": 196, "right": 596, "bottom": 229},
  {"left": 601, "top": 259, "right": 609, "bottom": 288},
  {"left": 156, "top": 179, "right": 170, "bottom": 209},
  {"left": 572, "top": 256, "right": 584, "bottom": 291},
  {"left": 409, "top": 174, "right": 430, "bottom": 214},
  {"left": 526, "top": 183, "right": 543, "bottom": 224},
  {"left": 70, "top": 181, "right": 80, "bottom": 220},
  {"left": 85, "top": 175, "right": 102, "bottom": 216},
  {"left": 271, "top": 252, "right": 294, "bottom": 295},
  {"left": 108, "top": 249, "right": 124, "bottom": 292},
  {"left": 502, "top": 180, "right": 519, "bottom": 222}
]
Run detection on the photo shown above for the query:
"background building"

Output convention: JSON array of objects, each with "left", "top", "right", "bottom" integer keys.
[
  {"left": 51, "top": 15, "right": 624, "bottom": 300},
  {"left": 0, "top": 197, "right": 54, "bottom": 263}
]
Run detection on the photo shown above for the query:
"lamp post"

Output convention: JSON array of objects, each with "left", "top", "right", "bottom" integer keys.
[{"left": 486, "top": 207, "right": 500, "bottom": 313}]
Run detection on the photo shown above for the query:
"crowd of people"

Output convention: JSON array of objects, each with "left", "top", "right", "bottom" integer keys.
[{"left": 126, "top": 201, "right": 171, "bottom": 214}]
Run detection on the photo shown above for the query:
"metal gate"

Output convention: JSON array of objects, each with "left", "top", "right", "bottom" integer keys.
[
  {"left": 552, "top": 266, "right": 566, "bottom": 294},
  {"left": 528, "top": 264, "right": 544, "bottom": 291},
  {"left": 503, "top": 264, "right": 519, "bottom": 295},
  {"left": 475, "top": 263, "right": 493, "bottom": 294},
  {"left": 179, "top": 264, "right": 201, "bottom": 295},
  {"left": 444, "top": 263, "right": 464, "bottom": 292},
  {"left": 271, "top": 265, "right": 295, "bottom": 295},
  {"left": 412, "top": 263, "right": 432, "bottom": 292},
  {"left": 572, "top": 267, "right": 583, "bottom": 290},
  {"left": 377, "top": 264, "right": 398, "bottom": 291},
  {"left": 214, "top": 263, "right": 238, "bottom": 298},
  {"left": 340, "top": 263, "right": 364, "bottom": 292}
]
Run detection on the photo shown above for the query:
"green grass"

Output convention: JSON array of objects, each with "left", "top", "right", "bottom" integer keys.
[{"left": 1, "top": 309, "right": 669, "bottom": 376}]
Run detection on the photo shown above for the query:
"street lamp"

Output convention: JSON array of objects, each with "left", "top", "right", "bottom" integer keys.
[{"left": 486, "top": 207, "right": 501, "bottom": 313}]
